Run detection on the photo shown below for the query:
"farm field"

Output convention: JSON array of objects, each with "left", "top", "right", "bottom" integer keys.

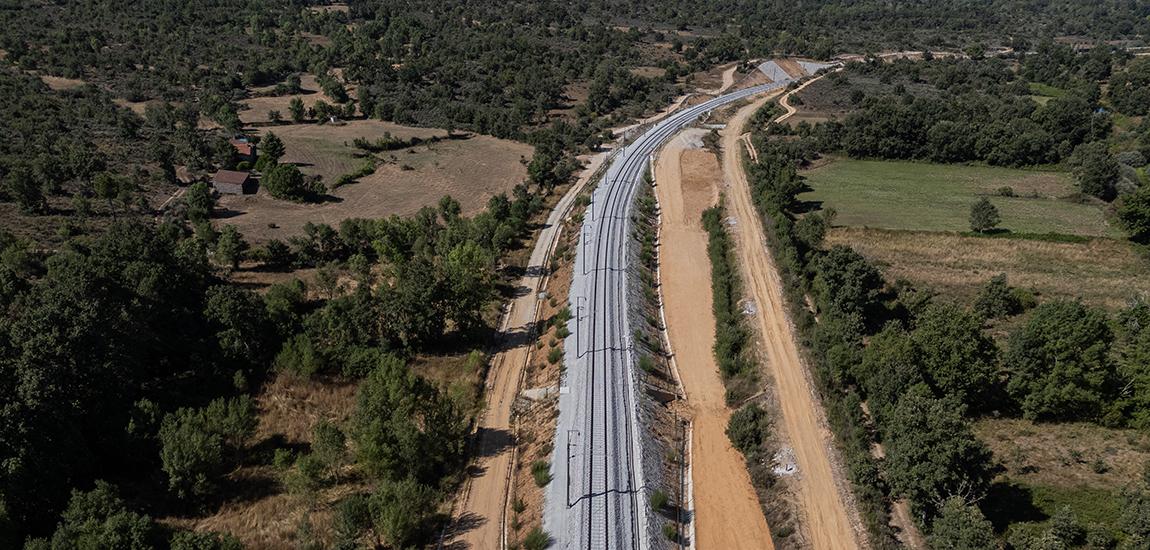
[
  {"left": 216, "top": 121, "right": 532, "bottom": 241},
  {"left": 974, "top": 418, "right": 1150, "bottom": 541},
  {"left": 826, "top": 227, "right": 1150, "bottom": 310},
  {"left": 800, "top": 159, "right": 1121, "bottom": 237}
]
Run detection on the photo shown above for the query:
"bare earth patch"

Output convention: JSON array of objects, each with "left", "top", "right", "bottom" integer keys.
[
  {"left": 215, "top": 124, "right": 531, "bottom": 242},
  {"left": 654, "top": 129, "right": 777, "bottom": 549},
  {"left": 826, "top": 227, "right": 1150, "bottom": 310}
]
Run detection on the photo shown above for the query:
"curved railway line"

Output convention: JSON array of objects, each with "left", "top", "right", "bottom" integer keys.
[{"left": 546, "top": 79, "right": 793, "bottom": 549}]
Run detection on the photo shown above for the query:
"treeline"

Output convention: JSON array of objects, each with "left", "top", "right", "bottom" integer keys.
[
  {"left": 701, "top": 204, "right": 756, "bottom": 402},
  {"left": 746, "top": 117, "right": 1150, "bottom": 545},
  {"left": 794, "top": 57, "right": 1111, "bottom": 168}
]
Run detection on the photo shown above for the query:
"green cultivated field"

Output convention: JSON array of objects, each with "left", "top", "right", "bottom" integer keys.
[{"left": 800, "top": 159, "right": 1122, "bottom": 238}]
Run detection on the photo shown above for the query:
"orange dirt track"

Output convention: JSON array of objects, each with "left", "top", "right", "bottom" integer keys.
[{"left": 722, "top": 96, "right": 863, "bottom": 550}]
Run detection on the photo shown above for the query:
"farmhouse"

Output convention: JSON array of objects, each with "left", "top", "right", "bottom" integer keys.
[
  {"left": 230, "top": 138, "right": 257, "bottom": 162},
  {"left": 212, "top": 170, "right": 256, "bottom": 195}
]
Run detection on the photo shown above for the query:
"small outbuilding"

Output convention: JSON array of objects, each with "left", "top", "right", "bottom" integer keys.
[
  {"left": 212, "top": 170, "right": 256, "bottom": 195},
  {"left": 230, "top": 138, "right": 257, "bottom": 162}
]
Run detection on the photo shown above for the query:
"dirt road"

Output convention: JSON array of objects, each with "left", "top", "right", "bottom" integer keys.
[
  {"left": 722, "top": 97, "right": 862, "bottom": 549},
  {"left": 447, "top": 151, "right": 607, "bottom": 550},
  {"left": 654, "top": 130, "right": 776, "bottom": 550}
]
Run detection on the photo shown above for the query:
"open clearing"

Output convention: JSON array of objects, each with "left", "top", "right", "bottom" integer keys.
[
  {"left": 654, "top": 129, "right": 775, "bottom": 549},
  {"left": 827, "top": 227, "right": 1150, "bottom": 310},
  {"left": 240, "top": 74, "right": 355, "bottom": 124},
  {"left": 216, "top": 121, "right": 531, "bottom": 241},
  {"left": 801, "top": 159, "right": 1119, "bottom": 237},
  {"left": 975, "top": 418, "right": 1150, "bottom": 538}
]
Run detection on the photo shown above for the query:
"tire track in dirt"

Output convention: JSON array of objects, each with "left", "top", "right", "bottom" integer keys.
[
  {"left": 722, "top": 95, "right": 863, "bottom": 550},
  {"left": 654, "top": 131, "right": 776, "bottom": 550}
]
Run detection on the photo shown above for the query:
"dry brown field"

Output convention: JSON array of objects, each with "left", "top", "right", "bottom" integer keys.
[
  {"left": 216, "top": 121, "right": 532, "bottom": 242},
  {"left": 826, "top": 226, "right": 1150, "bottom": 311}
]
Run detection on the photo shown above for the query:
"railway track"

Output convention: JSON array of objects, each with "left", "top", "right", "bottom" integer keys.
[{"left": 545, "top": 79, "right": 793, "bottom": 549}]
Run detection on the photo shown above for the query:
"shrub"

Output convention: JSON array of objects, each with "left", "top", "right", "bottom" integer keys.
[
  {"left": 974, "top": 273, "right": 1021, "bottom": 319},
  {"left": 547, "top": 347, "right": 563, "bottom": 364},
  {"left": 263, "top": 163, "right": 325, "bottom": 202},
  {"left": 531, "top": 460, "right": 552, "bottom": 487},
  {"left": 662, "top": 522, "right": 678, "bottom": 541},
  {"left": 996, "top": 186, "right": 1016, "bottom": 197},
  {"left": 275, "top": 334, "right": 324, "bottom": 377},
  {"left": 523, "top": 528, "right": 549, "bottom": 550},
  {"left": 649, "top": 489, "right": 669, "bottom": 512},
  {"left": 639, "top": 355, "right": 656, "bottom": 374},
  {"left": 727, "top": 403, "right": 770, "bottom": 457}
]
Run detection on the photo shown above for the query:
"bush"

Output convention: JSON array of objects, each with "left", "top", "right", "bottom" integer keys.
[
  {"left": 523, "top": 528, "right": 549, "bottom": 550},
  {"left": 996, "top": 186, "right": 1016, "bottom": 197},
  {"left": 650, "top": 489, "right": 669, "bottom": 512},
  {"left": 159, "top": 396, "right": 257, "bottom": 499},
  {"left": 531, "top": 460, "right": 552, "bottom": 487},
  {"left": 974, "top": 273, "right": 1022, "bottom": 319},
  {"left": 275, "top": 334, "right": 324, "bottom": 377},
  {"left": 727, "top": 403, "right": 770, "bottom": 457},
  {"left": 547, "top": 347, "right": 563, "bottom": 365},
  {"left": 662, "top": 522, "right": 679, "bottom": 541}
]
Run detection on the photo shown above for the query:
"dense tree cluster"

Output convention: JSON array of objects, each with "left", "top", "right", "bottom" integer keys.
[{"left": 817, "top": 58, "right": 1110, "bottom": 170}]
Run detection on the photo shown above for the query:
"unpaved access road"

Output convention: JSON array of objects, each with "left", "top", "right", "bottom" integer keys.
[
  {"left": 653, "top": 130, "right": 775, "bottom": 549},
  {"left": 722, "top": 97, "right": 863, "bottom": 549},
  {"left": 446, "top": 151, "right": 608, "bottom": 550}
]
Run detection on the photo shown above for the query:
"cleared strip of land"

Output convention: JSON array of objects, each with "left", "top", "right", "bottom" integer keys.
[
  {"left": 654, "top": 130, "right": 775, "bottom": 549},
  {"left": 723, "top": 97, "right": 862, "bottom": 549}
]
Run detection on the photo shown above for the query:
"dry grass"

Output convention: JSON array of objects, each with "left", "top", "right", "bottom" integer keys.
[
  {"left": 160, "top": 374, "right": 364, "bottom": 550},
  {"left": 975, "top": 418, "right": 1150, "bottom": 490},
  {"left": 240, "top": 74, "right": 353, "bottom": 124},
  {"left": 39, "top": 74, "right": 86, "bottom": 90},
  {"left": 214, "top": 124, "right": 531, "bottom": 242},
  {"left": 630, "top": 66, "right": 667, "bottom": 79},
  {"left": 826, "top": 227, "right": 1150, "bottom": 310}
]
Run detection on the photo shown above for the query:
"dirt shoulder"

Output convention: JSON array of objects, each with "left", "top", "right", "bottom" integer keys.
[
  {"left": 721, "top": 95, "right": 863, "bottom": 549},
  {"left": 654, "top": 130, "right": 776, "bottom": 549}
]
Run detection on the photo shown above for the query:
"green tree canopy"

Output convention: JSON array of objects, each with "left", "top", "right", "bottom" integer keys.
[
  {"left": 927, "top": 497, "right": 997, "bottom": 550},
  {"left": 883, "top": 384, "right": 994, "bottom": 521},
  {"left": 1068, "top": 141, "right": 1119, "bottom": 201},
  {"left": 159, "top": 396, "right": 257, "bottom": 499},
  {"left": 968, "top": 197, "right": 1000, "bottom": 233},
  {"left": 351, "top": 356, "right": 465, "bottom": 484},
  {"left": 1005, "top": 299, "right": 1116, "bottom": 421},
  {"left": 912, "top": 303, "right": 1000, "bottom": 411}
]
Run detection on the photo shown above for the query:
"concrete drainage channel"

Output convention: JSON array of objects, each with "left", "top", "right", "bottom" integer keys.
[{"left": 543, "top": 81, "right": 792, "bottom": 549}]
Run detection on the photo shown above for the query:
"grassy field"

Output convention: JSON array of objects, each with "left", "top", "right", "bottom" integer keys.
[
  {"left": 800, "top": 159, "right": 1121, "bottom": 238},
  {"left": 216, "top": 121, "right": 531, "bottom": 242},
  {"left": 975, "top": 418, "right": 1149, "bottom": 539},
  {"left": 826, "top": 227, "right": 1150, "bottom": 310}
]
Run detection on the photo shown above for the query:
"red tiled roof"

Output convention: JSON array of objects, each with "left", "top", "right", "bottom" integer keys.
[{"left": 230, "top": 139, "right": 255, "bottom": 156}]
